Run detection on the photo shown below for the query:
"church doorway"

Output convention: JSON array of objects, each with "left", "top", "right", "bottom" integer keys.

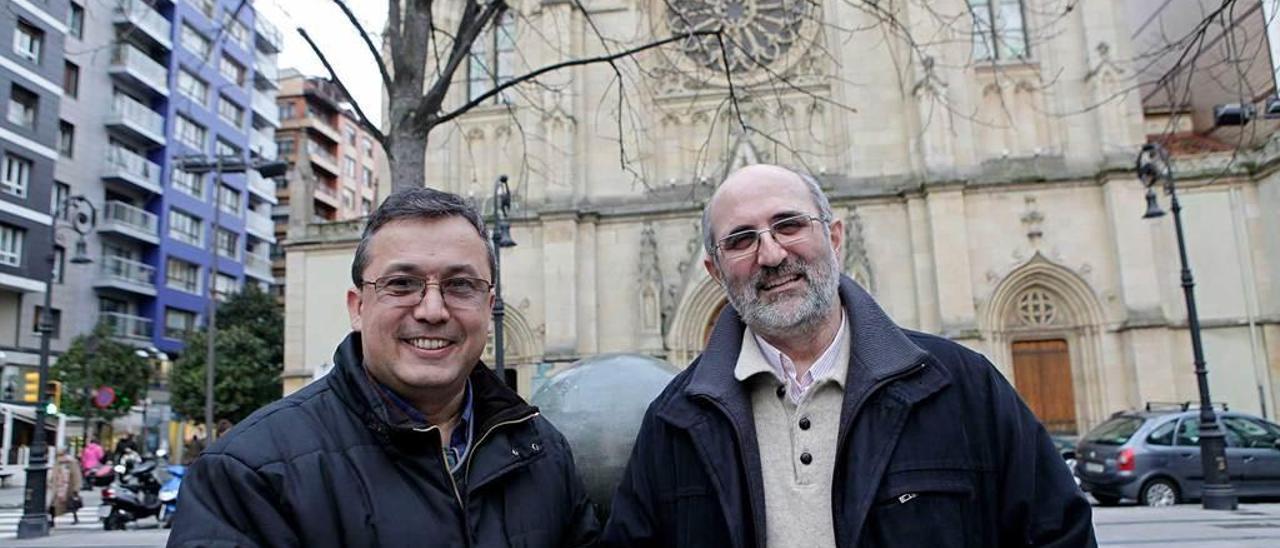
[{"left": 1011, "top": 339, "right": 1077, "bottom": 435}]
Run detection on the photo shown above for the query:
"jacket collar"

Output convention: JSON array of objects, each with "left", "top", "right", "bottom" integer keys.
[{"left": 327, "top": 332, "right": 537, "bottom": 440}]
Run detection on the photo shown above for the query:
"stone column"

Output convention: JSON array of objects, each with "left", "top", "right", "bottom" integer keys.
[
  {"left": 541, "top": 212, "right": 580, "bottom": 359},
  {"left": 924, "top": 186, "right": 978, "bottom": 338}
]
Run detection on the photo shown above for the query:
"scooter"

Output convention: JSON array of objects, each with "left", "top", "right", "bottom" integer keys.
[
  {"left": 99, "top": 459, "right": 163, "bottom": 530},
  {"left": 158, "top": 464, "right": 185, "bottom": 528}
]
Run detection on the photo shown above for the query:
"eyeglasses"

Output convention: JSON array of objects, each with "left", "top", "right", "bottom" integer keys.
[
  {"left": 715, "top": 214, "right": 827, "bottom": 261},
  {"left": 358, "top": 275, "right": 493, "bottom": 309}
]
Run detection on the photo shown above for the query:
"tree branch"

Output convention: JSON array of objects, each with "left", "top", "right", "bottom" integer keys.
[
  {"left": 436, "top": 30, "right": 722, "bottom": 127},
  {"left": 298, "top": 27, "right": 387, "bottom": 146},
  {"left": 387, "top": 0, "right": 405, "bottom": 78},
  {"left": 331, "top": 0, "right": 393, "bottom": 92},
  {"left": 418, "top": 0, "right": 506, "bottom": 130}
]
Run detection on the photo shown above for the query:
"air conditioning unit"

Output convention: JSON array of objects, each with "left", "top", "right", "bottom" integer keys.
[
  {"left": 1213, "top": 103, "right": 1256, "bottom": 126},
  {"left": 1265, "top": 96, "right": 1280, "bottom": 119}
]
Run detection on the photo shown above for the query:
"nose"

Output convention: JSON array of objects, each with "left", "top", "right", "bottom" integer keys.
[
  {"left": 412, "top": 285, "right": 451, "bottom": 324},
  {"left": 755, "top": 231, "right": 787, "bottom": 267}
]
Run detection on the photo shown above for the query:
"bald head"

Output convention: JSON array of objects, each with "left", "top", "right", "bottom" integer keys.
[{"left": 701, "top": 165, "right": 834, "bottom": 259}]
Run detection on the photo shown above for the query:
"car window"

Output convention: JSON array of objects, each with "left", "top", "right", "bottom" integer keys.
[
  {"left": 1223, "top": 416, "right": 1280, "bottom": 449},
  {"left": 1176, "top": 417, "right": 1244, "bottom": 447},
  {"left": 1146, "top": 420, "right": 1176, "bottom": 446},
  {"left": 1083, "top": 416, "right": 1144, "bottom": 445}
]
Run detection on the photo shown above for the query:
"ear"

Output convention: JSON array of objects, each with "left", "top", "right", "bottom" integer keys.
[
  {"left": 346, "top": 287, "right": 364, "bottom": 331},
  {"left": 827, "top": 218, "right": 844, "bottom": 264},
  {"left": 703, "top": 254, "right": 723, "bottom": 285}
]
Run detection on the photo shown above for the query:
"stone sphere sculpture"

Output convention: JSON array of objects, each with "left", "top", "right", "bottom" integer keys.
[{"left": 532, "top": 353, "right": 679, "bottom": 516}]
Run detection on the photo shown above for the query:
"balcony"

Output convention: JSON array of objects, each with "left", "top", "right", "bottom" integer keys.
[
  {"left": 113, "top": 0, "right": 172, "bottom": 50},
  {"left": 314, "top": 182, "right": 341, "bottom": 209},
  {"left": 255, "top": 15, "right": 283, "bottom": 53},
  {"left": 251, "top": 92, "right": 280, "bottom": 128},
  {"left": 246, "top": 171, "right": 278, "bottom": 204},
  {"left": 101, "top": 311, "right": 154, "bottom": 343},
  {"left": 307, "top": 145, "right": 339, "bottom": 176},
  {"left": 244, "top": 252, "right": 272, "bottom": 281},
  {"left": 249, "top": 129, "right": 278, "bottom": 160},
  {"left": 98, "top": 201, "right": 160, "bottom": 245},
  {"left": 245, "top": 210, "right": 276, "bottom": 242},
  {"left": 93, "top": 256, "right": 158, "bottom": 297},
  {"left": 105, "top": 94, "right": 166, "bottom": 147},
  {"left": 109, "top": 44, "right": 169, "bottom": 97},
  {"left": 253, "top": 51, "right": 279, "bottom": 88},
  {"left": 103, "top": 145, "right": 163, "bottom": 194}
]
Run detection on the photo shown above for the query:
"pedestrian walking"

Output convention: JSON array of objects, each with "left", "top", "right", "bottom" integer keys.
[{"left": 48, "top": 447, "right": 82, "bottom": 526}]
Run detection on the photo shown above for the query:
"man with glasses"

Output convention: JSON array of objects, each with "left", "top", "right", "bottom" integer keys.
[
  {"left": 604, "top": 164, "right": 1093, "bottom": 547},
  {"left": 172, "top": 188, "right": 599, "bottom": 547}
]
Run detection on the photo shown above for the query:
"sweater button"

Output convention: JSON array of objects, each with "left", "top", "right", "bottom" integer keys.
[
  {"left": 798, "top": 417, "right": 811, "bottom": 430},
  {"left": 775, "top": 385, "right": 786, "bottom": 399},
  {"left": 800, "top": 452, "right": 813, "bottom": 465}
]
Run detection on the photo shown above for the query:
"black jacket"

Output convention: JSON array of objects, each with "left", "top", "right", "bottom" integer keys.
[
  {"left": 169, "top": 333, "right": 599, "bottom": 547},
  {"left": 603, "top": 277, "right": 1094, "bottom": 547}
]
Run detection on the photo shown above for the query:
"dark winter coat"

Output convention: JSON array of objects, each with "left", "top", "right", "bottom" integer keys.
[
  {"left": 169, "top": 333, "right": 599, "bottom": 547},
  {"left": 603, "top": 276, "right": 1095, "bottom": 547}
]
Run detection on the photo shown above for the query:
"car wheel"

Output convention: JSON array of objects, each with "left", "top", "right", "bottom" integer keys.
[
  {"left": 1093, "top": 494, "right": 1122, "bottom": 506},
  {"left": 1140, "top": 478, "right": 1179, "bottom": 507}
]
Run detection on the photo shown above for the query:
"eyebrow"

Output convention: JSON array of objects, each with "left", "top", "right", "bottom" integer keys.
[
  {"left": 723, "top": 210, "right": 810, "bottom": 236},
  {"left": 380, "top": 262, "right": 483, "bottom": 279}
]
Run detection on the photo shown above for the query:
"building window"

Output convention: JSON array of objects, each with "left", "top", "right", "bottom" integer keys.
[
  {"left": 14, "top": 20, "right": 43, "bottom": 63},
  {"left": 182, "top": 23, "right": 211, "bottom": 59},
  {"left": 52, "top": 246, "right": 65, "bottom": 283},
  {"left": 215, "top": 228, "right": 238, "bottom": 259},
  {"left": 361, "top": 198, "right": 372, "bottom": 216},
  {"left": 196, "top": 0, "right": 216, "bottom": 18},
  {"left": 217, "top": 96, "right": 244, "bottom": 128},
  {"left": 362, "top": 137, "right": 374, "bottom": 158},
  {"left": 219, "top": 54, "right": 246, "bottom": 85},
  {"left": 34, "top": 307, "right": 62, "bottom": 338},
  {"left": 0, "top": 224, "right": 24, "bottom": 266},
  {"left": 467, "top": 10, "right": 515, "bottom": 103},
  {"left": 343, "top": 126, "right": 356, "bottom": 145},
  {"left": 277, "top": 137, "right": 295, "bottom": 156},
  {"left": 343, "top": 155, "right": 356, "bottom": 177},
  {"left": 277, "top": 101, "right": 297, "bottom": 120},
  {"left": 216, "top": 138, "right": 241, "bottom": 158},
  {"left": 63, "top": 62, "right": 80, "bottom": 98},
  {"left": 164, "top": 308, "right": 197, "bottom": 340},
  {"left": 58, "top": 121, "right": 74, "bottom": 158},
  {"left": 177, "top": 68, "right": 209, "bottom": 105},
  {"left": 168, "top": 209, "right": 204, "bottom": 247},
  {"left": 7, "top": 84, "right": 39, "bottom": 130},
  {"left": 175, "top": 114, "right": 207, "bottom": 150},
  {"left": 166, "top": 257, "right": 201, "bottom": 294},
  {"left": 341, "top": 188, "right": 354, "bottom": 208},
  {"left": 970, "top": 0, "right": 1029, "bottom": 60},
  {"left": 68, "top": 3, "right": 85, "bottom": 39},
  {"left": 361, "top": 167, "right": 373, "bottom": 187},
  {"left": 226, "top": 14, "right": 250, "bottom": 49},
  {"left": 214, "top": 273, "right": 239, "bottom": 300},
  {"left": 172, "top": 168, "right": 204, "bottom": 198},
  {"left": 51, "top": 182, "right": 69, "bottom": 219},
  {"left": 1, "top": 153, "right": 32, "bottom": 198},
  {"left": 218, "top": 184, "right": 240, "bottom": 215}
]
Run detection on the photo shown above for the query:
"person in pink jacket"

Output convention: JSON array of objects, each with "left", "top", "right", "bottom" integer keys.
[{"left": 80, "top": 438, "right": 104, "bottom": 490}]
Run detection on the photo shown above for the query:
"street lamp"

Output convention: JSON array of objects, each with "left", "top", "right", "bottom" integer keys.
[
  {"left": 1136, "top": 142, "right": 1237, "bottom": 510},
  {"left": 491, "top": 175, "right": 516, "bottom": 384},
  {"left": 172, "top": 155, "right": 287, "bottom": 440},
  {"left": 133, "top": 347, "right": 168, "bottom": 456},
  {"left": 17, "top": 196, "right": 96, "bottom": 539}
]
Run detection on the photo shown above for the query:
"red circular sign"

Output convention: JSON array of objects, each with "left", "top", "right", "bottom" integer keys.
[{"left": 93, "top": 386, "right": 116, "bottom": 409}]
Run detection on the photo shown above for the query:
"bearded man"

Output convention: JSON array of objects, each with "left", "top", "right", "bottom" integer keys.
[{"left": 603, "top": 164, "right": 1095, "bottom": 547}]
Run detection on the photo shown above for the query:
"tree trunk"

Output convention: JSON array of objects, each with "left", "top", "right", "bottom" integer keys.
[{"left": 389, "top": 131, "right": 429, "bottom": 193}]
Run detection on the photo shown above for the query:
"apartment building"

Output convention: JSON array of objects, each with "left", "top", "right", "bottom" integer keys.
[{"left": 0, "top": 0, "right": 66, "bottom": 397}]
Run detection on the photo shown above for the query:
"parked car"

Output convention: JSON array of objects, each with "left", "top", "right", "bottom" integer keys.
[
  {"left": 1075, "top": 404, "right": 1280, "bottom": 506},
  {"left": 1051, "top": 436, "right": 1079, "bottom": 485}
]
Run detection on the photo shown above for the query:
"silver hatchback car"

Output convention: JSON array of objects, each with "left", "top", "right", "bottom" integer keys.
[{"left": 1075, "top": 404, "right": 1280, "bottom": 506}]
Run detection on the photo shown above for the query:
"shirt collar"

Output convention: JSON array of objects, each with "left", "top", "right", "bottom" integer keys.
[{"left": 738, "top": 309, "right": 848, "bottom": 403}]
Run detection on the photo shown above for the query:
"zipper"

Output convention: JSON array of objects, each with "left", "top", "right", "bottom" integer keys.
[
  {"left": 897, "top": 493, "right": 917, "bottom": 504},
  {"left": 463, "top": 411, "right": 540, "bottom": 483},
  {"left": 412, "top": 424, "right": 466, "bottom": 508}
]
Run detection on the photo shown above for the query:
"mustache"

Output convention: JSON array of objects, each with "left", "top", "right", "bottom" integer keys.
[{"left": 752, "top": 260, "right": 807, "bottom": 290}]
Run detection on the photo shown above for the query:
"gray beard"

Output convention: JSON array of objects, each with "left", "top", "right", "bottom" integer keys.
[{"left": 725, "top": 253, "right": 840, "bottom": 339}]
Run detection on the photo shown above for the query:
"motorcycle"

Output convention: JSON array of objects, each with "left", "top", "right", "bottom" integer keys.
[
  {"left": 158, "top": 464, "right": 185, "bottom": 528},
  {"left": 98, "top": 459, "right": 163, "bottom": 531}
]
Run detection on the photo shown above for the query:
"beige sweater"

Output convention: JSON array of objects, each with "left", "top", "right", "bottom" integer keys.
[{"left": 734, "top": 325, "right": 850, "bottom": 548}]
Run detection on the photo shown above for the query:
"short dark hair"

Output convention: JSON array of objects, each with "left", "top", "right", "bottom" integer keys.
[{"left": 350, "top": 188, "right": 496, "bottom": 286}]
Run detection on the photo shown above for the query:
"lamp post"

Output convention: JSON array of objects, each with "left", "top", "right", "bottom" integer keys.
[
  {"left": 1136, "top": 142, "right": 1237, "bottom": 510},
  {"left": 133, "top": 347, "right": 167, "bottom": 456},
  {"left": 172, "top": 155, "right": 286, "bottom": 440},
  {"left": 17, "top": 196, "right": 96, "bottom": 539},
  {"left": 491, "top": 175, "right": 516, "bottom": 384}
]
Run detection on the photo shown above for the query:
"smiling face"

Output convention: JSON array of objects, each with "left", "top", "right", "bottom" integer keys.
[
  {"left": 346, "top": 216, "right": 494, "bottom": 400},
  {"left": 703, "top": 165, "right": 843, "bottom": 338}
]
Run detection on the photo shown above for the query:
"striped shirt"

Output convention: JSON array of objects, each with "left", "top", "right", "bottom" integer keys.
[{"left": 751, "top": 310, "right": 848, "bottom": 405}]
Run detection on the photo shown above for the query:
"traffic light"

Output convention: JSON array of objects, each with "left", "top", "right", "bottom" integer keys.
[
  {"left": 45, "top": 380, "right": 62, "bottom": 415},
  {"left": 22, "top": 371, "right": 39, "bottom": 403}
]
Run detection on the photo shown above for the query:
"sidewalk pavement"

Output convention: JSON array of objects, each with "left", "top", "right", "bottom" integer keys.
[{"left": 1094, "top": 503, "right": 1280, "bottom": 546}]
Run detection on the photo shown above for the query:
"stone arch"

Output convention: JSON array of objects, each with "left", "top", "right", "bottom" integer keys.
[
  {"left": 484, "top": 305, "right": 538, "bottom": 367},
  {"left": 666, "top": 271, "right": 728, "bottom": 368},
  {"left": 981, "top": 253, "right": 1108, "bottom": 432}
]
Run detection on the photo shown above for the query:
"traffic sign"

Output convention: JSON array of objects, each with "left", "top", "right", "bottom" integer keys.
[{"left": 93, "top": 386, "right": 116, "bottom": 409}]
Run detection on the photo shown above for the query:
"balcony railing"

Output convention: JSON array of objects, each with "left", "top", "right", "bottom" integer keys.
[
  {"left": 101, "top": 311, "right": 153, "bottom": 340},
  {"left": 106, "top": 94, "right": 165, "bottom": 143},
  {"left": 249, "top": 130, "right": 278, "bottom": 160},
  {"left": 114, "top": 0, "right": 172, "bottom": 49},
  {"left": 246, "top": 210, "right": 275, "bottom": 238},
  {"left": 244, "top": 252, "right": 272, "bottom": 279},
  {"left": 254, "top": 50, "right": 279, "bottom": 84},
  {"left": 100, "top": 255, "right": 156, "bottom": 287},
  {"left": 109, "top": 44, "right": 168, "bottom": 96},
  {"left": 246, "top": 171, "right": 277, "bottom": 202},
  {"left": 102, "top": 200, "right": 159, "bottom": 236},
  {"left": 254, "top": 15, "right": 283, "bottom": 53},
  {"left": 104, "top": 145, "right": 163, "bottom": 192},
  {"left": 251, "top": 92, "right": 279, "bottom": 126}
]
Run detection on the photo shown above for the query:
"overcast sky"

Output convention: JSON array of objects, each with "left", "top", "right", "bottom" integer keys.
[{"left": 258, "top": 0, "right": 388, "bottom": 126}]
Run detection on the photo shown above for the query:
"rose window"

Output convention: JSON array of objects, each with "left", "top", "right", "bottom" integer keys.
[{"left": 667, "top": 0, "right": 812, "bottom": 73}]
